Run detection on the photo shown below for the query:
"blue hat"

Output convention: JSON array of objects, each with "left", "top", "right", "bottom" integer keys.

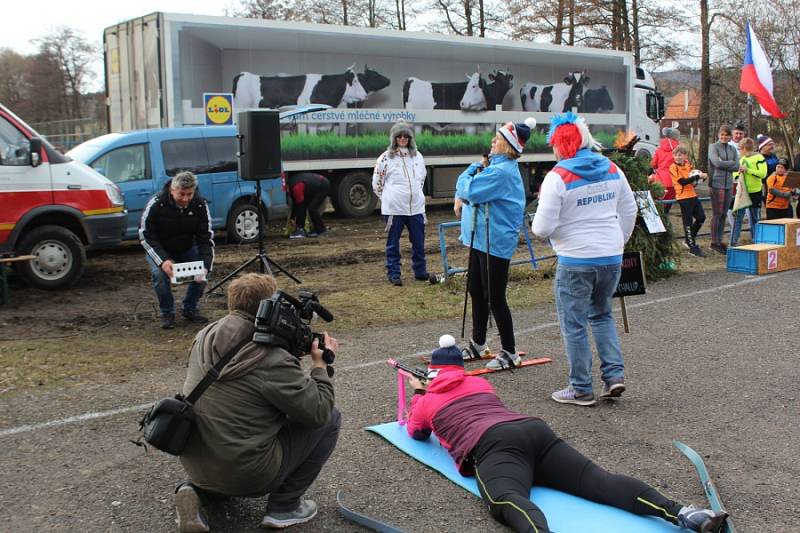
[{"left": 429, "top": 335, "right": 463, "bottom": 368}]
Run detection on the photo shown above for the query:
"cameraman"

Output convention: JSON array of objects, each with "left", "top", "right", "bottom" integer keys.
[{"left": 175, "top": 273, "right": 340, "bottom": 532}]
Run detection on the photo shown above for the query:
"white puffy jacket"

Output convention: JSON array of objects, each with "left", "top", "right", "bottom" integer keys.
[{"left": 372, "top": 149, "right": 427, "bottom": 216}]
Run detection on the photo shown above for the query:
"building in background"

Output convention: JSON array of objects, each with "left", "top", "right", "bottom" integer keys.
[{"left": 661, "top": 89, "right": 700, "bottom": 137}]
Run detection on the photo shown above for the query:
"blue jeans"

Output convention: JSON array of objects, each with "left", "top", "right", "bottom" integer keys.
[
  {"left": 554, "top": 262, "right": 624, "bottom": 395},
  {"left": 730, "top": 205, "right": 760, "bottom": 246},
  {"left": 384, "top": 214, "right": 427, "bottom": 280},
  {"left": 146, "top": 247, "right": 206, "bottom": 317}
]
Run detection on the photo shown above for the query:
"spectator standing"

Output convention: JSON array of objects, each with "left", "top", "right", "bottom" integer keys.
[
  {"left": 765, "top": 158, "right": 794, "bottom": 219},
  {"left": 455, "top": 119, "right": 534, "bottom": 370},
  {"left": 532, "top": 113, "right": 637, "bottom": 406},
  {"left": 730, "top": 138, "right": 768, "bottom": 247},
  {"left": 287, "top": 172, "right": 330, "bottom": 239},
  {"left": 650, "top": 127, "right": 680, "bottom": 214},
  {"left": 140, "top": 172, "right": 214, "bottom": 329},
  {"left": 727, "top": 123, "right": 747, "bottom": 228},
  {"left": 708, "top": 125, "right": 738, "bottom": 253},
  {"left": 372, "top": 121, "right": 431, "bottom": 286},
  {"left": 670, "top": 145, "right": 707, "bottom": 257},
  {"left": 757, "top": 135, "right": 779, "bottom": 177}
]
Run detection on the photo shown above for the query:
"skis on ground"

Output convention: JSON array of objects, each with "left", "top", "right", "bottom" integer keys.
[
  {"left": 422, "top": 351, "right": 528, "bottom": 364},
  {"left": 673, "top": 441, "right": 737, "bottom": 533},
  {"left": 336, "top": 490, "right": 409, "bottom": 533}
]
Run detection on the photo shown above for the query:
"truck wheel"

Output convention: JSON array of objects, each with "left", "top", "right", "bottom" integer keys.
[
  {"left": 227, "top": 202, "right": 262, "bottom": 244},
  {"left": 333, "top": 172, "right": 378, "bottom": 218},
  {"left": 17, "top": 225, "right": 86, "bottom": 289}
]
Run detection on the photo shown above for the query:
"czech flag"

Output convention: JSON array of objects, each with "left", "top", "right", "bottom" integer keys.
[{"left": 740, "top": 21, "right": 785, "bottom": 118}]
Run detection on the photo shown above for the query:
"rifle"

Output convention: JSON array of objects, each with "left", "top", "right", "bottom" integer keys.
[{"left": 386, "top": 358, "right": 430, "bottom": 383}]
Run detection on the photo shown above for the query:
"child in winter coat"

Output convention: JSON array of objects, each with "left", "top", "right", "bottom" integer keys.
[
  {"left": 650, "top": 127, "right": 680, "bottom": 214},
  {"left": 670, "top": 144, "right": 707, "bottom": 257},
  {"left": 730, "top": 138, "right": 768, "bottom": 247},
  {"left": 765, "top": 158, "right": 794, "bottom": 220}
]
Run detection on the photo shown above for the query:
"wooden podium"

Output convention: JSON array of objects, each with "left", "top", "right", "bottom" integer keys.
[{"left": 727, "top": 218, "right": 800, "bottom": 274}]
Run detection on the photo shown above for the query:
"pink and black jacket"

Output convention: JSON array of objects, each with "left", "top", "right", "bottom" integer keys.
[{"left": 405, "top": 367, "right": 528, "bottom": 475}]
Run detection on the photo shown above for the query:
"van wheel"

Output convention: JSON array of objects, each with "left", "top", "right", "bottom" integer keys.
[
  {"left": 228, "top": 202, "right": 261, "bottom": 244},
  {"left": 17, "top": 225, "right": 86, "bottom": 289},
  {"left": 333, "top": 172, "right": 377, "bottom": 218}
]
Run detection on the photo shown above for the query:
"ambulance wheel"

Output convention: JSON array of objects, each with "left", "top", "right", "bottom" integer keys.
[{"left": 17, "top": 225, "right": 86, "bottom": 289}]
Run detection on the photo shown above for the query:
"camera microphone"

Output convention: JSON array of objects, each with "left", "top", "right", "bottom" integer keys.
[{"left": 314, "top": 306, "right": 334, "bottom": 322}]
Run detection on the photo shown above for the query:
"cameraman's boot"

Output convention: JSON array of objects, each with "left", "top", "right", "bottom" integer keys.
[
  {"left": 175, "top": 483, "right": 210, "bottom": 533},
  {"left": 261, "top": 499, "right": 318, "bottom": 529}
]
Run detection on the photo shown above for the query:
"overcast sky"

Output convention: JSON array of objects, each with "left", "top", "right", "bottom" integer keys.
[{"left": 1, "top": 0, "right": 235, "bottom": 54}]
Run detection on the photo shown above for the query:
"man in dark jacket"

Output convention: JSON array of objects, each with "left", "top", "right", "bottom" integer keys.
[
  {"left": 139, "top": 171, "right": 215, "bottom": 328},
  {"left": 175, "top": 273, "right": 340, "bottom": 532}
]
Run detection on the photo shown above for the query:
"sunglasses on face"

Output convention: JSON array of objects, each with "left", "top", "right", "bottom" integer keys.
[{"left": 396, "top": 134, "right": 410, "bottom": 139}]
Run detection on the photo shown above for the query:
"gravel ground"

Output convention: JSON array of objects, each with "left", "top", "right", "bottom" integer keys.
[{"left": 2, "top": 268, "right": 799, "bottom": 532}]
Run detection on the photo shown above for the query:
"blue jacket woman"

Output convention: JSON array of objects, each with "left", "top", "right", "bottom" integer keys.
[{"left": 455, "top": 118, "right": 534, "bottom": 370}]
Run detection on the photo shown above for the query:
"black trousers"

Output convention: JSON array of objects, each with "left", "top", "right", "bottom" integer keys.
[
  {"left": 677, "top": 197, "right": 706, "bottom": 247},
  {"left": 292, "top": 178, "right": 330, "bottom": 233},
  {"left": 266, "top": 408, "right": 341, "bottom": 512},
  {"left": 468, "top": 249, "right": 515, "bottom": 353},
  {"left": 472, "top": 418, "right": 683, "bottom": 533},
  {"left": 766, "top": 207, "right": 793, "bottom": 220}
]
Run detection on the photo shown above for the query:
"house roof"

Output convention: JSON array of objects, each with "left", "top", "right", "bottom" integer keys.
[{"left": 663, "top": 89, "right": 701, "bottom": 120}]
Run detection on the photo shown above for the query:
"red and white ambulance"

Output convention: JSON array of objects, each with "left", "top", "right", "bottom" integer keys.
[{"left": 0, "top": 104, "right": 126, "bottom": 289}]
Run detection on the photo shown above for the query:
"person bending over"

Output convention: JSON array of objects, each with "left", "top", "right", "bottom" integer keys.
[
  {"left": 405, "top": 335, "right": 729, "bottom": 533},
  {"left": 139, "top": 171, "right": 214, "bottom": 329},
  {"left": 175, "top": 273, "right": 340, "bottom": 532},
  {"left": 287, "top": 172, "right": 330, "bottom": 239},
  {"left": 454, "top": 118, "right": 535, "bottom": 370}
]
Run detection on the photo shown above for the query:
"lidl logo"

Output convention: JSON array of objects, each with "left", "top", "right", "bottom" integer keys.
[{"left": 203, "top": 93, "right": 234, "bottom": 125}]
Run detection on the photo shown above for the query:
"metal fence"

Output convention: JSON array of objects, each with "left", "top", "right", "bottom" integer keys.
[{"left": 28, "top": 117, "right": 105, "bottom": 152}]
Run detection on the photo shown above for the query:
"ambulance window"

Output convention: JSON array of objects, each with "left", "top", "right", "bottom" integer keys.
[
  {"left": 162, "top": 139, "right": 210, "bottom": 177},
  {"left": 91, "top": 144, "right": 150, "bottom": 183},
  {"left": 0, "top": 117, "right": 31, "bottom": 166}
]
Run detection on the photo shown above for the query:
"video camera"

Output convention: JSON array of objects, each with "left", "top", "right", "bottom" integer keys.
[{"left": 253, "top": 290, "right": 335, "bottom": 375}]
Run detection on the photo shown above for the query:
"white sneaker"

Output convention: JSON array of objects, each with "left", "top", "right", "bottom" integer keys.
[
  {"left": 485, "top": 350, "right": 521, "bottom": 370},
  {"left": 462, "top": 339, "right": 489, "bottom": 361}
]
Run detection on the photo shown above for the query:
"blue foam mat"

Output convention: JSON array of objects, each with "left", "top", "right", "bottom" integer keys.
[{"left": 367, "top": 421, "right": 687, "bottom": 533}]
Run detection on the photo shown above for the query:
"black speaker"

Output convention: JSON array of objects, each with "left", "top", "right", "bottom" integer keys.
[{"left": 237, "top": 110, "right": 282, "bottom": 180}]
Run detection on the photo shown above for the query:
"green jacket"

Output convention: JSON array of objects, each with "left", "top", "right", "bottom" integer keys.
[
  {"left": 179, "top": 311, "right": 334, "bottom": 496},
  {"left": 739, "top": 153, "right": 768, "bottom": 194}
]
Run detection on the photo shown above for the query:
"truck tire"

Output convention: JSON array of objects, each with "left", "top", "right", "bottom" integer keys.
[
  {"left": 16, "top": 225, "right": 86, "bottom": 289},
  {"left": 333, "top": 172, "right": 378, "bottom": 218},
  {"left": 227, "top": 202, "right": 262, "bottom": 244}
]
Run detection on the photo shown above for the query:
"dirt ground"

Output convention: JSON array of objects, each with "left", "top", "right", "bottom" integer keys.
[{"left": 2, "top": 204, "right": 795, "bottom": 533}]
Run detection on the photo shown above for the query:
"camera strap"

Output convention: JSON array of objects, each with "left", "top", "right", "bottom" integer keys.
[{"left": 185, "top": 337, "right": 253, "bottom": 405}]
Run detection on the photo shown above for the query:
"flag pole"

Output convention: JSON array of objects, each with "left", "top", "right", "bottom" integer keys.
[{"left": 747, "top": 94, "right": 754, "bottom": 135}]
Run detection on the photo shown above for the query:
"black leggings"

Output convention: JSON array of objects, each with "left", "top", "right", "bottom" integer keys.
[
  {"left": 677, "top": 197, "right": 706, "bottom": 247},
  {"left": 468, "top": 249, "right": 515, "bottom": 353},
  {"left": 472, "top": 418, "right": 683, "bottom": 533},
  {"left": 766, "top": 207, "right": 793, "bottom": 220}
]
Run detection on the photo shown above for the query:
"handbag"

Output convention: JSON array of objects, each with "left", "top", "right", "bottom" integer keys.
[
  {"left": 135, "top": 336, "right": 251, "bottom": 456},
  {"left": 732, "top": 158, "right": 752, "bottom": 212}
]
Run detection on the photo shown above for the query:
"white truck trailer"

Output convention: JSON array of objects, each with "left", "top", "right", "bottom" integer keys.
[{"left": 104, "top": 12, "right": 665, "bottom": 216}]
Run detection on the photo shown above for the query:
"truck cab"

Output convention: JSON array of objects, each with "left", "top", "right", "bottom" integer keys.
[
  {"left": 631, "top": 67, "right": 665, "bottom": 158},
  {"left": 0, "top": 104, "right": 126, "bottom": 289}
]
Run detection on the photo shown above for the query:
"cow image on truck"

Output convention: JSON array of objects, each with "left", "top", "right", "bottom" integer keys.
[
  {"left": 0, "top": 104, "right": 126, "bottom": 289},
  {"left": 105, "top": 12, "right": 665, "bottom": 218}
]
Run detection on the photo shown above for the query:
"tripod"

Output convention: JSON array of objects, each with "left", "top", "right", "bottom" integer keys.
[{"left": 208, "top": 178, "right": 301, "bottom": 294}]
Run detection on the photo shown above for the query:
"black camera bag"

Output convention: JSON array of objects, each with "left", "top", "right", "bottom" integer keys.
[{"left": 137, "top": 337, "right": 251, "bottom": 456}]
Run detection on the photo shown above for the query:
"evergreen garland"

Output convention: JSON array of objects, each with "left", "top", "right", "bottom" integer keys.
[{"left": 610, "top": 152, "right": 680, "bottom": 280}]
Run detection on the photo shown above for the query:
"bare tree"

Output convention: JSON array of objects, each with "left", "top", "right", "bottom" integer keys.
[
  {"left": 33, "top": 27, "right": 97, "bottom": 120},
  {"left": 698, "top": 0, "right": 710, "bottom": 170}
]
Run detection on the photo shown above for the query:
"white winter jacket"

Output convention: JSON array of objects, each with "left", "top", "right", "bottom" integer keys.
[{"left": 372, "top": 149, "right": 427, "bottom": 216}]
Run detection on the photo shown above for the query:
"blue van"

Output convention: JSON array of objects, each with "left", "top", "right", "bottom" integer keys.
[{"left": 67, "top": 107, "right": 327, "bottom": 243}]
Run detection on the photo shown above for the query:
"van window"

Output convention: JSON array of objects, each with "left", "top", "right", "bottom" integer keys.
[
  {"left": 91, "top": 144, "right": 150, "bottom": 183},
  {"left": 204, "top": 137, "right": 237, "bottom": 173},
  {"left": 0, "top": 117, "right": 31, "bottom": 166},
  {"left": 162, "top": 139, "right": 209, "bottom": 176}
]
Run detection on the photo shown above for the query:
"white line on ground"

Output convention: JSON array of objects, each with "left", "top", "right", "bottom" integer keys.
[{"left": 0, "top": 272, "right": 780, "bottom": 438}]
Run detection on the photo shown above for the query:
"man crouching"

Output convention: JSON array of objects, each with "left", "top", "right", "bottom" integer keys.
[{"left": 175, "top": 273, "right": 340, "bottom": 531}]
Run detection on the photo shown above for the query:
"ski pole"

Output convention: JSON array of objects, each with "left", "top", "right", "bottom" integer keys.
[{"left": 485, "top": 203, "right": 492, "bottom": 329}]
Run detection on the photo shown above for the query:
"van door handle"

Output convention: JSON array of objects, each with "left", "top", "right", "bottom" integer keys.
[
  {"left": 138, "top": 191, "right": 151, "bottom": 196},
  {"left": 67, "top": 184, "right": 82, "bottom": 190}
]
